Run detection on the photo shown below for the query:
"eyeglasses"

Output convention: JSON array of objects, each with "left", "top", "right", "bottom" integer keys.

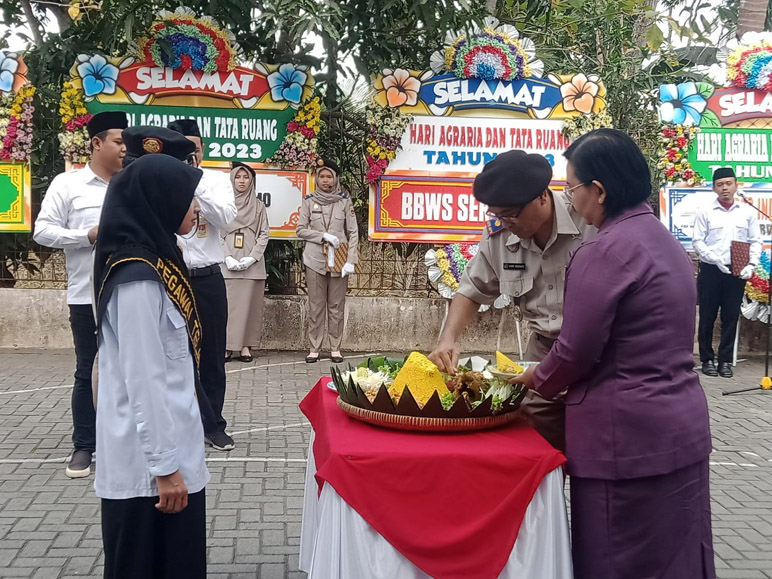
[
  {"left": 563, "top": 182, "right": 587, "bottom": 199},
  {"left": 184, "top": 153, "right": 198, "bottom": 167},
  {"left": 486, "top": 206, "right": 524, "bottom": 222}
]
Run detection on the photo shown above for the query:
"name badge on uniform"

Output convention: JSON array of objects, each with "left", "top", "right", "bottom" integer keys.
[
  {"left": 234, "top": 232, "right": 245, "bottom": 249},
  {"left": 503, "top": 263, "right": 526, "bottom": 270},
  {"left": 197, "top": 222, "right": 208, "bottom": 238}
]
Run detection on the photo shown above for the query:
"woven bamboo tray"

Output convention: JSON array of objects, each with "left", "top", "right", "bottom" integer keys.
[{"left": 337, "top": 398, "right": 522, "bottom": 432}]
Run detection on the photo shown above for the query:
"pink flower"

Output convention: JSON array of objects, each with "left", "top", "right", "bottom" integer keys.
[{"left": 287, "top": 121, "right": 299, "bottom": 132}]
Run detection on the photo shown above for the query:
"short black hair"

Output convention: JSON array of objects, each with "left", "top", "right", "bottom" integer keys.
[{"left": 563, "top": 128, "right": 651, "bottom": 217}]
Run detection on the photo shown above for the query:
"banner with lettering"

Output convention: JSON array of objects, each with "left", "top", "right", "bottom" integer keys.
[
  {"left": 657, "top": 32, "right": 772, "bottom": 185},
  {"left": 59, "top": 6, "right": 316, "bottom": 238},
  {"left": 0, "top": 51, "right": 34, "bottom": 233},
  {"left": 366, "top": 17, "right": 607, "bottom": 242}
]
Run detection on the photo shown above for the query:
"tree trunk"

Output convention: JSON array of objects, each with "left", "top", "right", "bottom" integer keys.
[
  {"left": 737, "top": 0, "right": 769, "bottom": 38},
  {"left": 20, "top": 0, "right": 44, "bottom": 46},
  {"left": 321, "top": 30, "right": 339, "bottom": 112}
]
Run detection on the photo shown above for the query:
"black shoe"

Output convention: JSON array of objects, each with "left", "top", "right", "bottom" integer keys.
[
  {"left": 330, "top": 355, "right": 344, "bottom": 363},
  {"left": 306, "top": 354, "right": 319, "bottom": 363},
  {"left": 65, "top": 449, "right": 92, "bottom": 478},
  {"left": 237, "top": 354, "right": 253, "bottom": 363},
  {"left": 718, "top": 362, "right": 733, "bottom": 378},
  {"left": 701, "top": 361, "right": 718, "bottom": 377},
  {"left": 205, "top": 432, "right": 235, "bottom": 451}
]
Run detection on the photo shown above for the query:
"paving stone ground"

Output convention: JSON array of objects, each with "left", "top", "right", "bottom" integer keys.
[{"left": 0, "top": 348, "right": 771, "bottom": 578}]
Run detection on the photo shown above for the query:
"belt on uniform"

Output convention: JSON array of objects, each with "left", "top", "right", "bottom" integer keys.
[
  {"left": 189, "top": 264, "right": 221, "bottom": 277},
  {"left": 534, "top": 333, "right": 557, "bottom": 347}
]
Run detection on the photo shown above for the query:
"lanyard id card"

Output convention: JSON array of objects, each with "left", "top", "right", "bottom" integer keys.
[{"left": 234, "top": 232, "right": 245, "bottom": 249}]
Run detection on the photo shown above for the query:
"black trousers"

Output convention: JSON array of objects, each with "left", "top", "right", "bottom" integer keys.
[
  {"left": 190, "top": 271, "right": 228, "bottom": 434},
  {"left": 101, "top": 489, "right": 206, "bottom": 579},
  {"left": 69, "top": 304, "right": 97, "bottom": 452},
  {"left": 697, "top": 262, "right": 747, "bottom": 364}
]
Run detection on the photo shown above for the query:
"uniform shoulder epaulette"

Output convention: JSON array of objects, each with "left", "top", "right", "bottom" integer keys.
[
  {"left": 305, "top": 193, "right": 314, "bottom": 200},
  {"left": 339, "top": 192, "right": 349, "bottom": 199},
  {"left": 486, "top": 218, "right": 505, "bottom": 236}
]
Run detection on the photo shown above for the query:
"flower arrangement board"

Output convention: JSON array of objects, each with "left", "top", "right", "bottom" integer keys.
[
  {"left": 656, "top": 33, "right": 772, "bottom": 185},
  {"left": 0, "top": 51, "right": 34, "bottom": 232},
  {"left": 59, "top": 6, "right": 319, "bottom": 240},
  {"left": 366, "top": 17, "right": 607, "bottom": 243}
]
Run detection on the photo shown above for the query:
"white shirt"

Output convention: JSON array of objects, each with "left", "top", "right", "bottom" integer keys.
[
  {"left": 95, "top": 280, "right": 210, "bottom": 500},
  {"left": 177, "top": 167, "right": 236, "bottom": 269},
  {"left": 692, "top": 197, "right": 762, "bottom": 267},
  {"left": 33, "top": 164, "right": 108, "bottom": 304}
]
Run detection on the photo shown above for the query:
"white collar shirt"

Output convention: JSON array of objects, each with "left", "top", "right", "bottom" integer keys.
[
  {"left": 692, "top": 197, "right": 762, "bottom": 267},
  {"left": 32, "top": 163, "right": 108, "bottom": 305},
  {"left": 95, "top": 280, "right": 210, "bottom": 499},
  {"left": 177, "top": 167, "right": 237, "bottom": 269}
]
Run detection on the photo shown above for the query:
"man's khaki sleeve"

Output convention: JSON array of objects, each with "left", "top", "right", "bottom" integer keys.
[{"left": 456, "top": 234, "right": 501, "bottom": 306}]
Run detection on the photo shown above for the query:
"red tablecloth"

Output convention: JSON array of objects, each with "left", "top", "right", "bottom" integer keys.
[{"left": 299, "top": 378, "right": 566, "bottom": 579}]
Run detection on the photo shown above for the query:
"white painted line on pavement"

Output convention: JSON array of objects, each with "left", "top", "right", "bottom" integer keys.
[
  {"left": 229, "top": 421, "right": 308, "bottom": 436},
  {"left": 206, "top": 457, "right": 306, "bottom": 463},
  {"left": 225, "top": 353, "right": 381, "bottom": 374},
  {"left": 710, "top": 461, "right": 760, "bottom": 468},
  {"left": 0, "top": 384, "right": 74, "bottom": 395}
]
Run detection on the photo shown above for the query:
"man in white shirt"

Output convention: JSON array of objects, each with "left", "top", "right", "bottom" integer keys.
[
  {"left": 693, "top": 167, "right": 762, "bottom": 378},
  {"left": 33, "top": 111, "right": 128, "bottom": 478},
  {"left": 168, "top": 119, "right": 237, "bottom": 451}
]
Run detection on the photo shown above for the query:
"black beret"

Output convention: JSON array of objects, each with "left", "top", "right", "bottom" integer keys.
[
  {"left": 122, "top": 126, "right": 196, "bottom": 165},
  {"left": 713, "top": 167, "right": 736, "bottom": 181},
  {"left": 473, "top": 150, "right": 552, "bottom": 207},
  {"left": 231, "top": 161, "right": 255, "bottom": 180},
  {"left": 87, "top": 111, "right": 128, "bottom": 139},
  {"left": 315, "top": 157, "right": 340, "bottom": 176},
  {"left": 167, "top": 119, "right": 202, "bottom": 138}
]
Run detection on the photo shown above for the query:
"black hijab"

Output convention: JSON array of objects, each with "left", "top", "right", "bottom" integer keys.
[{"left": 94, "top": 154, "right": 203, "bottom": 361}]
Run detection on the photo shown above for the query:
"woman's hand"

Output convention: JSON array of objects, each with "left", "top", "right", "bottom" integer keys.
[
  {"left": 509, "top": 364, "right": 537, "bottom": 390},
  {"left": 239, "top": 256, "right": 256, "bottom": 269},
  {"left": 322, "top": 232, "right": 340, "bottom": 248},
  {"left": 341, "top": 263, "right": 355, "bottom": 277},
  {"left": 224, "top": 256, "right": 241, "bottom": 271}
]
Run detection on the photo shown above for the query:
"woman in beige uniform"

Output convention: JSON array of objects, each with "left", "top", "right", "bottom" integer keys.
[
  {"left": 296, "top": 158, "right": 359, "bottom": 363},
  {"left": 221, "top": 162, "right": 269, "bottom": 363}
]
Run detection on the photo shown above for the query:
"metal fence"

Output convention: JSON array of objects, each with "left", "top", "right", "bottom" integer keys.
[{"left": 1, "top": 237, "right": 440, "bottom": 298}]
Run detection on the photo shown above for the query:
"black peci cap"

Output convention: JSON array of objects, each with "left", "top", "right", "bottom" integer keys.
[
  {"left": 713, "top": 167, "right": 736, "bottom": 181},
  {"left": 167, "top": 119, "right": 202, "bottom": 138},
  {"left": 87, "top": 111, "right": 128, "bottom": 139}
]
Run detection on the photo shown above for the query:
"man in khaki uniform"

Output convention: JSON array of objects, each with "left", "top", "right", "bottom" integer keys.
[
  {"left": 428, "top": 149, "right": 593, "bottom": 451},
  {"left": 296, "top": 158, "right": 359, "bottom": 363}
]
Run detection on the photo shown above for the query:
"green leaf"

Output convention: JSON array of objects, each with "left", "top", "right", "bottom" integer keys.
[
  {"left": 696, "top": 82, "right": 714, "bottom": 100},
  {"left": 700, "top": 110, "right": 721, "bottom": 128},
  {"left": 645, "top": 23, "right": 664, "bottom": 52}
]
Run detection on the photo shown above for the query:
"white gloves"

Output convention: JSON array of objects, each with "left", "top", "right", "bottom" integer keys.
[
  {"left": 341, "top": 262, "right": 356, "bottom": 277},
  {"left": 740, "top": 264, "right": 755, "bottom": 280},
  {"left": 716, "top": 262, "right": 731, "bottom": 275},
  {"left": 224, "top": 256, "right": 241, "bottom": 271},
  {"left": 239, "top": 256, "right": 257, "bottom": 269},
  {"left": 322, "top": 232, "right": 340, "bottom": 248}
]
